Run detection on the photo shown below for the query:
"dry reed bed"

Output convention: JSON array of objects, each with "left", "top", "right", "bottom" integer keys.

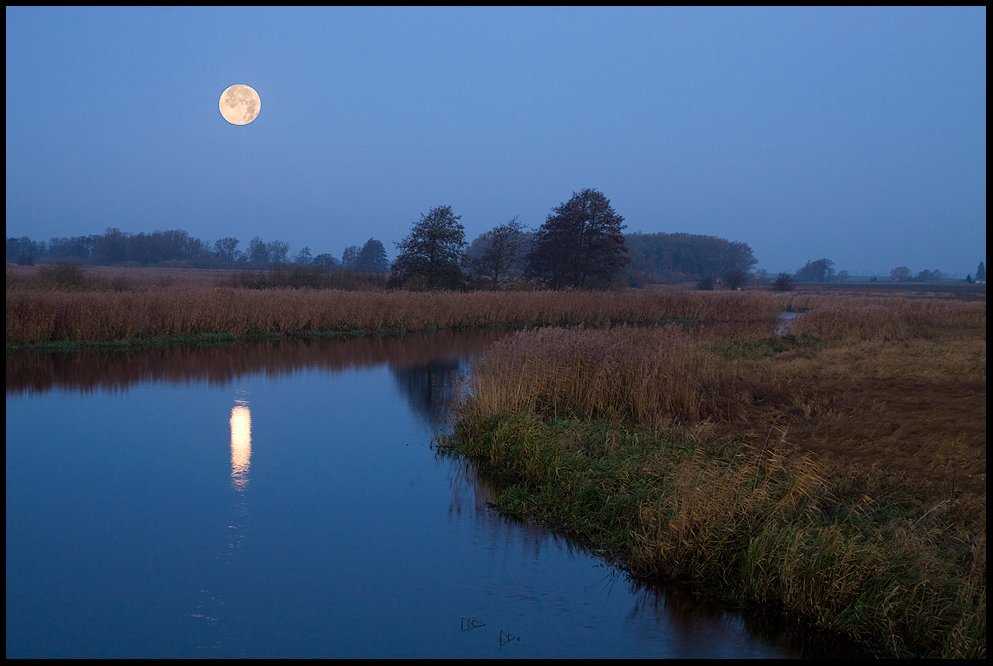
[
  {"left": 6, "top": 287, "right": 783, "bottom": 345},
  {"left": 452, "top": 296, "right": 986, "bottom": 657},
  {"left": 786, "top": 297, "right": 986, "bottom": 340},
  {"left": 465, "top": 325, "right": 741, "bottom": 426},
  {"left": 5, "top": 263, "right": 237, "bottom": 291},
  {"left": 463, "top": 297, "right": 986, "bottom": 428}
]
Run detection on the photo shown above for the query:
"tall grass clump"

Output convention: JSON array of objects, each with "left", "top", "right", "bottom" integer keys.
[
  {"left": 35, "top": 262, "right": 91, "bottom": 290},
  {"left": 465, "top": 326, "right": 743, "bottom": 426}
]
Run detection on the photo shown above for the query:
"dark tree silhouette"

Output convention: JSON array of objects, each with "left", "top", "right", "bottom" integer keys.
[
  {"left": 795, "top": 258, "right": 835, "bottom": 282},
  {"left": 526, "top": 189, "right": 629, "bottom": 289},
  {"left": 772, "top": 272, "right": 795, "bottom": 292},
  {"left": 8, "top": 236, "right": 37, "bottom": 265},
  {"left": 391, "top": 205, "right": 467, "bottom": 290},
  {"left": 341, "top": 245, "right": 361, "bottom": 269},
  {"left": 722, "top": 268, "right": 750, "bottom": 290},
  {"left": 267, "top": 240, "right": 290, "bottom": 266},
  {"left": 248, "top": 236, "right": 270, "bottom": 265},
  {"left": 94, "top": 227, "right": 129, "bottom": 264},
  {"left": 355, "top": 238, "right": 390, "bottom": 273},
  {"left": 467, "top": 216, "right": 528, "bottom": 289},
  {"left": 295, "top": 247, "right": 313, "bottom": 265},
  {"left": 313, "top": 253, "right": 340, "bottom": 271},
  {"left": 624, "top": 232, "right": 756, "bottom": 284},
  {"left": 914, "top": 268, "right": 945, "bottom": 282},
  {"left": 890, "top": 266, "right": 911, "bottom": 282}
]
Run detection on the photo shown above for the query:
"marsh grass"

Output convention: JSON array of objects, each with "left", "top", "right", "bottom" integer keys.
[
  {"left": 33, "top": 262, "right": 91, "bottom": 290},
  {"left": 450, "top": 295, "right": 986, "bottom": 657},
  {"left": 7, "top": 268, "right": 783, "bottom": 348}
]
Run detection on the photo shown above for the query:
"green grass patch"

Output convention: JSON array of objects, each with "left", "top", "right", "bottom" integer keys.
[
  {"left": 709, "top": 333, "right": 816, "bottom": 360},
  {"left": 445, "top": 409, "right": 986, "bottom": 658},
  {"left": 6, "top": 328, "right": 417, "bottom": 353},
  {"left": 6, "top": 332, "right": 240, "bottom": 353}
]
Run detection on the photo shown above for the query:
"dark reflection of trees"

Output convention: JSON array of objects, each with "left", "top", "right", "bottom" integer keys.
[
  {"left": 5, "top": 329, "right": 509, "bottom": 396},
  {"left": 389, "top": 357, "right": 463, "bottom": 434}
]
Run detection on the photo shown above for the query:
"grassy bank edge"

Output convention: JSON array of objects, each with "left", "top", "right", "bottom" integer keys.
[
  {"left": 3, "top": 327, "right": 424, "bottom": 354},
  {"left": 5, "top": 317, "right": 720, "bottom": 354},
  {"left": 443, "top": 411, "right": 986, "bottom": 659}
]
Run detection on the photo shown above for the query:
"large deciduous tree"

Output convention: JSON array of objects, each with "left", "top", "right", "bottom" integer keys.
[
  {"left": 890, "top": 266, "right": 911, "bottom": 282},
  {"left": 795, "top": 258, "right": 835, "bottom": 282},
  {"left": 267, "top": 239, "right": 290, "bottom": 266},
  {"left": 391, "top": 205, "right": 467, "bottom": 290},
  {"left": 313, "top": 253, "right": 340, "bottom": 271},
  {"left": 467, "top": 216, "right": 528, "bottom": 289},
  {"left": 526, "top": 189, "right": 629, "bottom": 289},
  {"left": 213, "top": 237, "right": 241, "bottom": 262},
  {"left": 248, "top": 236, "right": 270, "bottom": 265}
]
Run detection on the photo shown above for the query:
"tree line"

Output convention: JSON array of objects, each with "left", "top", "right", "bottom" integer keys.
[
  {"left": 889, "top": 263, "right": 985, "bottom": 283},
  {"left": 766, "top": 258, "right": 980, "bottom": 293},
  {"left": 8, "top": 188, "right": 762, "bottom": 290},
  {"left": 6, "top": 229, "right": 390, "bottom": 273}
]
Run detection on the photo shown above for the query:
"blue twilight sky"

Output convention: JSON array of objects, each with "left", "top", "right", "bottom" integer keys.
[{"left": 5, "top": 7, "right": 986, "bottom": 276}]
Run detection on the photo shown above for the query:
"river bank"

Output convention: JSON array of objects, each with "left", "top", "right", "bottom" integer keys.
[{"left": 446, "top": 297, "right": 986, "bottom": 658}]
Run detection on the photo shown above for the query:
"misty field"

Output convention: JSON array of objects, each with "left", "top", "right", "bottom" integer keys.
[{"left": 5, "top": 264, "right": 986, "bottom": 657}]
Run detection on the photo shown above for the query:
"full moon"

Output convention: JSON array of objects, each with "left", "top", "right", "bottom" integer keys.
[{"left": 219, "top": 84, "right": 261, "bottom": 125}]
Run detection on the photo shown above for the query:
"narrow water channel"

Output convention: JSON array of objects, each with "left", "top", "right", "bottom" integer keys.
[{"left": 6, "top": 332, "right": 861, "bottom": 658}]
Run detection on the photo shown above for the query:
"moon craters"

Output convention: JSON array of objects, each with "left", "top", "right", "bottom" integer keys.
[{"left": 219, "top": 84, "right": 260, "bottom": 125}]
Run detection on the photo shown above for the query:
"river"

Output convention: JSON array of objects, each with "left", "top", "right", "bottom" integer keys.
[{"left": 6, "top": 332, "right": 862, "bottom": 658}]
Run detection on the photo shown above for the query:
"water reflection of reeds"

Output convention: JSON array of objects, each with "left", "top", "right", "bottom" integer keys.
[{"left": 5, "top": 330, "right": 509, "bottom": 396}]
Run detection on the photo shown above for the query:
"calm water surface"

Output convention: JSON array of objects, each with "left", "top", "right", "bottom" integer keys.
[{"left": 7, "top": 333, "right": 858, "bottom": 658}]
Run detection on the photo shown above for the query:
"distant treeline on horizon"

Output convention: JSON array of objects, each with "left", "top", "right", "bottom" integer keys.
[{"left": 7, "top": 227, "right": 763, "bottom": 285}]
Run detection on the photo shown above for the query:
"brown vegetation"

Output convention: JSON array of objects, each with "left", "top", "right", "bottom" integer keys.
[
  {"left": 462, "top": 297, "right": 986, "bottom": 491},
  {"left": 453, "top": 293, "right": 986, "bottom": 657},
  {"left": 7, "top": 264, "right": 782, "bottom": 347}
]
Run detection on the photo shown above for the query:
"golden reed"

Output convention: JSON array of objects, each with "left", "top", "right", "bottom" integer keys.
[{"left": 6, "top": 284, "right": 783, "bottom": 345}]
